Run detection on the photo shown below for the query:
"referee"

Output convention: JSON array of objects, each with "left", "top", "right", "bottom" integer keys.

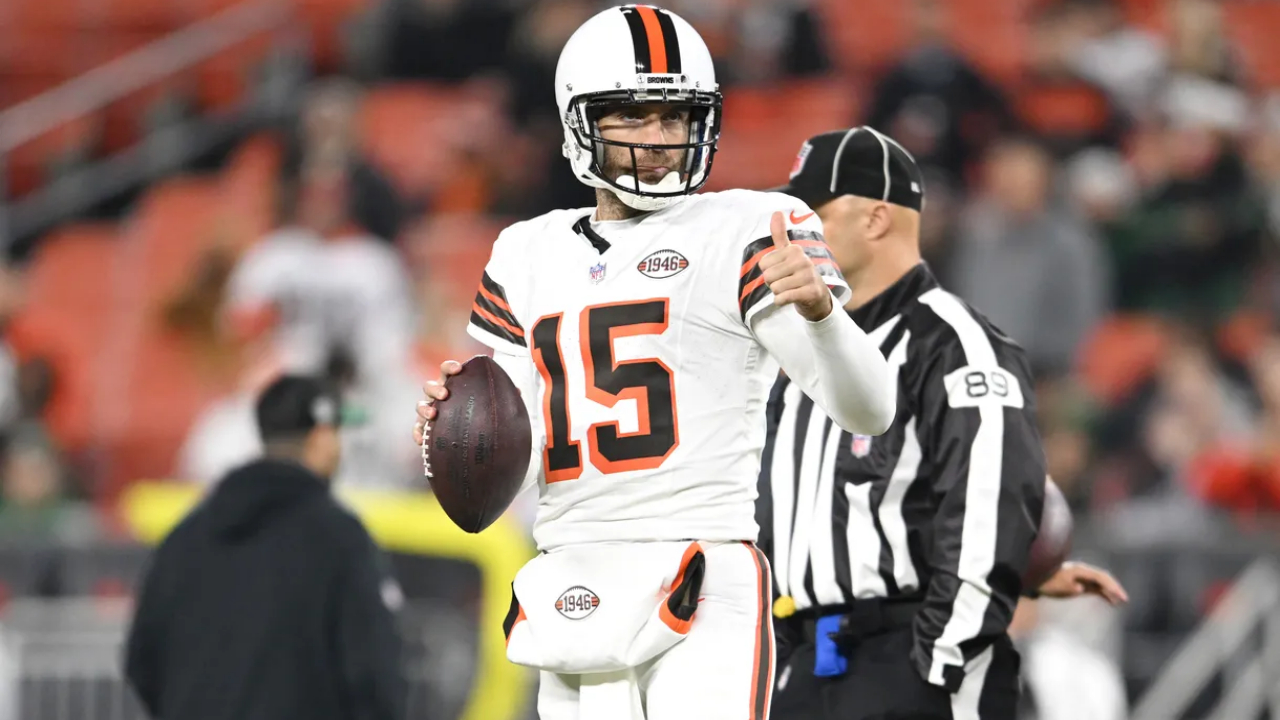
[{"left": 759, "top": 128, "right": 1119, "bottom": 719}]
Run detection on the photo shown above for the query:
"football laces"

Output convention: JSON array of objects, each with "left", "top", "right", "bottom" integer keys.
[{"left": 421, "top": 421, "right": 433, "bottom": 479}]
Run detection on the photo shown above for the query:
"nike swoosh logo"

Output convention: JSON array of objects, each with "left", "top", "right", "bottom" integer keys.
[{"left": 789, "top": 210, "right": 814, "bottom": 224}]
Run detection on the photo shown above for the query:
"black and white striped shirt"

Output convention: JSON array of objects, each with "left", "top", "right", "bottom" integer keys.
[{"left": 756, "top": 263, "right": 1046, "bottom": 692}]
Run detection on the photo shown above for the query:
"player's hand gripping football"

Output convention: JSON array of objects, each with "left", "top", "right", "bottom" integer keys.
[
  {"left": 1037, "top": 561, "right": 1129, "bottom": 606},
  {"left": 413, "top": 360, "right": 463, "bottom": 446},
  {"left": 758, "top": 211, "right": 833, "bottom": 322}
]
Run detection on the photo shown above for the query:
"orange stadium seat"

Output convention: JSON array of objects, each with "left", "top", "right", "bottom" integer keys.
[
  {"left": 707, "top": 78, "right": 860, "bottom": 192},
  {"left": 197, "top": 32, "right": 275, "bottom": 112},
  {"left": 1223, "top": 2, "right": 1280, "bottom": 89},
  {"left": 1075, "top": 314, "right": 1169, "bottom": 405},
  {"left": 358, "top": 84, "right": 504, "bottom": 202},
  {"left": 401, "top": 213, "right": 508, "bottom": 295},
  {"left": 93, "top": 0, "right": 184, "bottom": 30},
  {"left": 818, "top": 0, "right": 910, "bottom": 74},
  {"left": 9, "top": 0, "right": 85, "bottom": 30},
  {"left": 125, "top": 177, "right": 222, "bottom": 303},
  {"left": 1122, "top": 0, "right": 1166, "bottom": 30},
  {"left": 216, "top": 133, "right": 284, "bottom": 248},
  {"left": 93, "top": 178, "right": 231, "bottom": 499},
  {"left": 948, "top": 0, "right": 1030, "bottom": 84},
  {"left": 295, "top": 0, "right": 368, "bottom": 71},
  {"left": 21, "top": 224, "right": 119, "bottom": 452}
]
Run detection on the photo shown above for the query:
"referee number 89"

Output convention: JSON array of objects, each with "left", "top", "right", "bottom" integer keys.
[{"left": 964, "top": 370, "right": 1009, "bottom": 399}]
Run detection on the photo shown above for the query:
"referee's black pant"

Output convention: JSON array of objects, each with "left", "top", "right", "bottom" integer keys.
[{"left": 770, "top": 600, "right": 1021, "bottom": 720}]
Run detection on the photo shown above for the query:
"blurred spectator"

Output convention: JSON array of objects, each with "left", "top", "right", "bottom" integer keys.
[
  {"left": 327, "top": 347, "right": 425, "bottom": 491},
  {"left": 1166, "top": 0, "right": 1242, "bottom": 88},
  {"left": 1013, "top": 2, "right": 1126, "bottom": 159},
  {"left": 498, "top": 0, "right": 597, "bottom": 214},
  {"left": 0, "top": 423, "right": 96, "bottom": 543},
  {"left": 345, "top": 0, "right": 514, "bottom": 83},
  {"left": 281, "top": 79, "right": 405, "bottom": 243},
  {"left": 1064, "top": 147, "right": 1139, "bottom": 228},
  {"left": 0, "top": 259, "right": 84, "bottom": 460},
  {"left": 1186, "top": 330, "right": 1280, "bottom": 518},
  {"left": 224, "top": 160, "right": 418, "bottom": 386},
  {"left": 180, "top": 345, "right": 423, "bottom": 491},
  {"left": 864, "top": 0, "right": 1012, "bottom": 194},
  {"left": 176, "top": 343, "right": 280, "bottom": 487},
  {"left": 950, "top": 136, "right": 1111, "bottom": 378},
  {"left": 666, "top": 0, "right": 830, "bottom": 85},
  {"left": 1065, "top": 0, "right": 1165, "bottom": 121},
  {"left": 1096, "top": 321, "right": 1255, "bottom": 502},
  {"left": 1247, "top": 94, "right": 1280, "bottom": 243},
  {"left": 1105, "top": 122, "right": 1267, "bottom": 319},
  {"left": 504, "top": 0, "right": 594, "bottom": 128}
]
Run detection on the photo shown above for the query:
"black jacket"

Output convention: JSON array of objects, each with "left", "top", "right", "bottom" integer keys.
[
  {"left": 758, "top": 264, "right": 1045, "bottom": 692},
  {"left": 125, "top": 459, "right": 406, "bottom": 720}
]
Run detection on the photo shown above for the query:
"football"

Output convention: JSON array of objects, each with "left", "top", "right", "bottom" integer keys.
[
  {"left": 422, "top": 355, "right": 532, "bottom": 534},
  {"left": 1023, "top": 476, "right": 1073, "bottom": 592}
]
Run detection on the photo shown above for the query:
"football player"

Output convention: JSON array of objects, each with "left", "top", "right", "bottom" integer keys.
[{"left": 412, "top": 5, "right": 896, "bottom": 719}]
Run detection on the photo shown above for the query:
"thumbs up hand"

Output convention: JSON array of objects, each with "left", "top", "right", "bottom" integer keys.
[{"left": 757, "top": 211, "right": 834, "bottom": 322}]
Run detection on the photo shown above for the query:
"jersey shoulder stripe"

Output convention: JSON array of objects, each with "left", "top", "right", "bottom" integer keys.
[
  {"left": 739, "top": 236, "right": 774, "bottom": 320},
  {"left": 737, "top": 229, "right": 842, "bottom": 321},
  {"left": 470, "top": 271, "right": 526, "bottom": 347}
]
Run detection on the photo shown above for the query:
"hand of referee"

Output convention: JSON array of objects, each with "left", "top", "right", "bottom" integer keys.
[
  {"left": 1038, "top": 561, "right": 1129, "bottom": 606},
  {"left": 759, "top": 211, "right": 833, "bottom": 322}
]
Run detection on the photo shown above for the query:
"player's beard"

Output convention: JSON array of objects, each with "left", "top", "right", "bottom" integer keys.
[{"left": 600, "top": 143, "right": 688, "bottom": 187}]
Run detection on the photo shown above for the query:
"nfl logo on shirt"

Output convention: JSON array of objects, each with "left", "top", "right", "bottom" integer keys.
[
  {"left": 850, "top": 434, "right": 873, "bottom": 458},
  {"left": 589, "top": 262, "right": 607, "bottom": 284}
]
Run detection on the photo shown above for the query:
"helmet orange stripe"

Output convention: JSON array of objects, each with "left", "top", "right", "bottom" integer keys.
[{"left": 635, "top": 5, "right": 668, "bottom": 74}]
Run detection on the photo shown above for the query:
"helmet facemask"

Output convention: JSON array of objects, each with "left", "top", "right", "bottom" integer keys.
[{"left": 563, "top": 88, "right": 722, "bottom": 212}]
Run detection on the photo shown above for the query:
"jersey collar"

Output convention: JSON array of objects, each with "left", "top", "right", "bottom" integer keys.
[
  {"left": 848, "top": 262, "right": 939, "bottom": 332},
  {"left": 572, "top": 215, "right": 611, "bottom": 254}
]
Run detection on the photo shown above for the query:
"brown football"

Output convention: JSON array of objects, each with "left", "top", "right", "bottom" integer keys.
[
  {"left": 422, "top": 355, "right": 532, "bottom": 533},
  {"left": 1023, "top": 476, "right": 1073, "bottom": 592}
]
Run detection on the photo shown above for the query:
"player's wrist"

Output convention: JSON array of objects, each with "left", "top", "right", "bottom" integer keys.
[{"left": 799, "top": 294, "right": 834, "bottom": 323}]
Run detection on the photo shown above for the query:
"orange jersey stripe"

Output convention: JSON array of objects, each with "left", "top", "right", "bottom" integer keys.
[
  {"left": 635, "top": 5, "right": 668, "bottom": 74},
  {"left": 739, "top": 275, "right": 767, "bottom": 304},
  {"left": 473, "top": 303, "right": 525, "bottom": 338},
  {"left": 740, "top": 246, "right": 777, "bottom": 278},
  {"left": 477, "top": 284, "right": 513, "bottom": 314}
]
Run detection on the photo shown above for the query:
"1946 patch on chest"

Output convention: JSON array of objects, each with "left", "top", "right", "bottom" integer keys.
[{"left": 637, "top": 249, "right": 690, "bottom": 279}]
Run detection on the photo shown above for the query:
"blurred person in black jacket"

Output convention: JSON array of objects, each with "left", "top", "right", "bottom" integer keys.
[{"left": 124, "top": 375, "right": 406, "bottom": 720}]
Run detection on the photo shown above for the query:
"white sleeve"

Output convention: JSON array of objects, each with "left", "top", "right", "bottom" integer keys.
[
  {"left": 492, "top": 348, "right": 544, "bottom": 494},
  {"left": 752, "top": 303, "right": 896, "bottom": 436}
]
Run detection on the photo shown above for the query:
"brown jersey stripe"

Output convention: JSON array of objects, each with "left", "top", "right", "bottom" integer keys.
[
  {"left": 746, "top": 543, "right": 775, "bottom": 720},
  {"left": 474, "top": 288, "right": 522, "bottom": 332},
  {"left": 479, "top": 271, "right": 514, "bottom": 307},
  {"left": 470, "top": 308, "right": 527, "bottom": 347}
]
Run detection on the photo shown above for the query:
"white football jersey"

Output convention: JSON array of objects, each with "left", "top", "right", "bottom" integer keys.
[
  {"left": 467, "top": 190, "right": 848, "bottom": 550},
  {"left": 225, "top": 229, "right": 417, "bottom": 384}
]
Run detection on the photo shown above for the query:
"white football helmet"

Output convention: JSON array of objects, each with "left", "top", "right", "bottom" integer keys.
[{"left": 555, "top": 5, "right": 723, "bottom": 212}]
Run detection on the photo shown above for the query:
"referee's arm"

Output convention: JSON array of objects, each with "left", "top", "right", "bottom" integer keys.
[{"left": 910, "top": 334, "right": 1046, "bottom": 693}]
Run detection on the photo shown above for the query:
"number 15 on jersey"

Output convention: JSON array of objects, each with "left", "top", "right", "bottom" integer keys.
[{"left": 531, "top": 298, "right": 680, "bottom": 482}]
